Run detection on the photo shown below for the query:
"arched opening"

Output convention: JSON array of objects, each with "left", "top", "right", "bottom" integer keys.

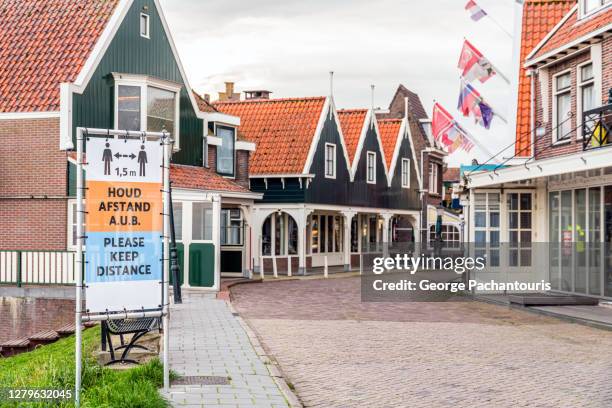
[
  {"left": 261, "top": 211, "right": 299, "bottom": 274},
  {"left": 391, "top": 215, "right": 415, "bottom": 243}
]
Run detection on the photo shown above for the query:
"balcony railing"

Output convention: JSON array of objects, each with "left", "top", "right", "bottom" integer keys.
[{"left": 583, "top": 103, "right": 611, "bottom": 151}]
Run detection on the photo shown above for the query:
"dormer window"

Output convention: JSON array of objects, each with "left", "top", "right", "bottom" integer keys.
[
  {"left": 113, "top": 73, "right": 181, "bottom": 148},
  {"left": 581, "top": 0, "right": 610, "bottom": 17},
  {"left": 216, "top": 125, "right": 236, "bottom": 177},
  {"left": 140, "top": 13, "right": 150, "bottom": 38}
]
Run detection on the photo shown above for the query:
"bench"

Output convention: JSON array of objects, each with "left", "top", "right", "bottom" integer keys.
[{"left": 102, "top": 317, "right": 160, "bottom": 365}]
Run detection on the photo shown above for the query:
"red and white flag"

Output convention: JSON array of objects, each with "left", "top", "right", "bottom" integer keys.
[
  {"left": 431, "top": 103, "right": 474, "bottom": 153},
  {"left": 458, "top": 39, "right": 495, "bottom": 83},
  {"left": 465, "top": 0, "right": 487, "bottom": 21}
]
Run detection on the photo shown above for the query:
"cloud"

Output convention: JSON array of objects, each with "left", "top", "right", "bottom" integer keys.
[{"left": 160, "top": 0, "right": 517, "bottom": 165}]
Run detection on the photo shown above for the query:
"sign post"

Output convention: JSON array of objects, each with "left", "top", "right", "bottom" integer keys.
[{"left": 75, "top": 128, "right": 171, "bottom": 406}]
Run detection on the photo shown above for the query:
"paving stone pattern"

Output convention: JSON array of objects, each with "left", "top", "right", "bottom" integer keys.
[
  {"left": 232, "top": 277, "right": 612, "bottom": 408},
  {"left": 163, "top": 293, "right": 289, "bottom": 408}
]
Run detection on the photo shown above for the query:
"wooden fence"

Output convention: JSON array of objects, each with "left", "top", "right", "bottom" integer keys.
[{"left": 0, "top": 251, "right": 79, "bottom": 286}]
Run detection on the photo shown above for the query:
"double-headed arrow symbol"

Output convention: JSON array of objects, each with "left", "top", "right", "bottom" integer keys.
[{"left": 114, "top": 152, "right": 136, "bottom": 159}]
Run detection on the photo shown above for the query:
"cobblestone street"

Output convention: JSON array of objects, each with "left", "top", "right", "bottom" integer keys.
[{"left": 231, "top": 277, "right": 612, "bottom": 408}]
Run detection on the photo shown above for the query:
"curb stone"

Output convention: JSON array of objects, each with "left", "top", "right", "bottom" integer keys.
[{"left": 226, "top": 301, "right": 303, "bottom": 408}]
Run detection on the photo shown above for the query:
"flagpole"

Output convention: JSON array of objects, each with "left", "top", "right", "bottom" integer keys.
[
  {"left": 461, "top": 79, "right": 508, "bottom": 123},
  {"left": 487, "top": 58, "right": 510, "bottom": 84},
  {"left": 485, "top": 13, "right": 513, "bottom": 39},
  {"left": 457, "top": 125, "right": 499, "bottom": 161}
]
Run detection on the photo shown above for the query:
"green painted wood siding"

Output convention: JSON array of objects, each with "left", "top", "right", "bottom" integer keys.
[{"left": 72, "top": 0, "right": 203, "bottom": 166}]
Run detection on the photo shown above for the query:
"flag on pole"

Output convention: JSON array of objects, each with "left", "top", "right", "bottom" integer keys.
[
  {"left": 465, "top": 0, "right": 487, "bottom": 21},
  {"left": 432, "top": 103, "right": 475, "bottom": 153},
  {"left": 458, "top": 39, "right": 496, "bottom": 83},
  {"left": 457, "top": 80, "right": 494, "bottom": 129}
]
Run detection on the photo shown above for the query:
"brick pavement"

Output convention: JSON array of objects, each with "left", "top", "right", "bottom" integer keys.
[
  {"left": 231, "top": 277, "right": 612, "bottom": 408},
  {"left": 163, "top": 292, "right": 290, "bottom": 408}
]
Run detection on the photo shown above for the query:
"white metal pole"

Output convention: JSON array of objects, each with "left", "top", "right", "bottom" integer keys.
[
  {"left": 162, "top": 134, "right": 171, "bottom": 392},
  {"left": 75, "top": 128, "right": 84, "bottom": 408}
]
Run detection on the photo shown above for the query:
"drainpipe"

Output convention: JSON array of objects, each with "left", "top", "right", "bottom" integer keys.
[{"left": 529, "top": 69, "right": 536, "bottom": 158}]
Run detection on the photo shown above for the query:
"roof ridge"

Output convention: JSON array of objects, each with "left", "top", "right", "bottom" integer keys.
[
  {"left": 338, "top": 108, "right": 368, "bottom": 113},
  {"left": 378, "top": 118, "right": 403, "bottom": 122},
  {"left": 213, "top": 96, "right": 326, "bottom": 105}
]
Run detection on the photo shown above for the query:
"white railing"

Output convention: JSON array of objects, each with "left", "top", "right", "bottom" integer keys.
[{"left": 0, "top": 250, "right": 78, "bottom": 286}]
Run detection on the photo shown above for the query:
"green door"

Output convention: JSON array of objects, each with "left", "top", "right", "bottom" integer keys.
[{"left": 189, "top": 243, "right": 215, "bottom": 287}]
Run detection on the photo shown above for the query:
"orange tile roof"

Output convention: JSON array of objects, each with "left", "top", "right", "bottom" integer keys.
[
  {"left": 337, "top": 109, "right": 368, "bottom": 165},
  {"left": 515, "top": 0, "right": 576, "bottom": 157},
  {"left": 529, "top": 5, "right": 611, "bottom": 60},
  {"left": 170, "top": 164, "right": 250, "bottom": 193},
  {"left": 377, "top": 119, "right": 402, "bottom": 169},
  {"left": 214, "top": 97, "right": 327, "bottom": 175},
  {"left": 0, "top": 0, "right": 120, "bottom": 112}
]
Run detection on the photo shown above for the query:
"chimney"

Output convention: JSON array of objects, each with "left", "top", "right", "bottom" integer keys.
[
  {"left": 244, "top": 90, "right": 272, "bottom": 100},
  {"left": 225, "top": 82, "right": 234, "bottom": 97}
]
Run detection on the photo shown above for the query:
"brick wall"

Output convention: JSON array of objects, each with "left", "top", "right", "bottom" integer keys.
[
  {"left": 207, "top": 144, "right": 217, "bottom": 170},
  {"left": 0, "top": 118, "right": 68, "bottom": 250},
  {"left": 534, "top": 38, "right": 611, "bottom": 160},
  {"left": 235, "top": 150, "right": 250, "bottom": 189}
]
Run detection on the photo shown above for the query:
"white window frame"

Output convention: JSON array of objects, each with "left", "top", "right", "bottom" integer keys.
[
  {"left": 576, "top": 61, "right": 596, "bottom": 140},
  {"left": 140, "top": 13, "right": 150, "bottom": 39},
  {"left": 113, "top": 73, "right": 182, "bottom": 150},
  {"left": 323, "top": 143, "right": 336, "bottom": 179},
  {"left": 67, "top": 199, "right": 84, "bottom": 251},
  {"left": 214, "top": 123, "right": 237, "bottom": 178},
  {"left": 580, "top": 0, "right": 611, "bottom": 18},
  {"left": 324, "top": 143, "right": 336, "bottom": 179},
  {"left": 401, "top": 158, "right": 410, "bottom": 188},
  {"left": 429, "top": 162, "right": 439, "bottom": 195},
  {"left": 552, "top": 69, "right": 572, "bottom": 144},
  {"left": 366, "top": 151, "right": 376, "bottom": 184}
]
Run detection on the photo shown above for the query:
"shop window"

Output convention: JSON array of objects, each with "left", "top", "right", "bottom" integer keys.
[
  {"left": 508, "top": 193, "right": 532, "bottom": 267},
  {"left": 192, "top": 202, "right": 213, "bottom": 241},
  {"left": 474, "top": 193, "right": 500, "bottom": 267},
  {"left": 428, "top": 225, "right": 460, "bottom": 248}
]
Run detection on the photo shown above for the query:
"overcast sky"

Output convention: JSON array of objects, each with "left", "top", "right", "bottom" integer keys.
[{"left": 160, "top": 0, "right": 519, "bottom": 166}]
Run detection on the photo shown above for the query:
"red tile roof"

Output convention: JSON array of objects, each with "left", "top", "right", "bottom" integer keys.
[
  {"left": 170, "top": 164, "right": 251, "bottom": 193},
  {"left": 0, "top": 0, "right": 120, "bottom": 112},
  {"left": 443, "top": 167, "right": 461, "bottom": 182},
  {"left": 337, "top": 109, "right": 368, "bottom": 165},
  {"left": 514, "top": 0, "right": 576, "bottom": 157},
  {"left": 529, "top": 5, "right": 611, "bottom": 60},
  {"left": 214, "top": 97, "right": 327, "bottom": 175},
  {"left": 377, "top": 118, "right": 402, "bottom": 169}
]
